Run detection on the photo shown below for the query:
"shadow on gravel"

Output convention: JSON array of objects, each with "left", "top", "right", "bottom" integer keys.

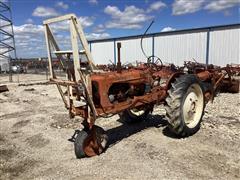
[
  {"left": 162, "top": 127, "right": 180, "bottom": 139},
  {"left": 106, "top": 114, "right": 178, "bottom": 147}
]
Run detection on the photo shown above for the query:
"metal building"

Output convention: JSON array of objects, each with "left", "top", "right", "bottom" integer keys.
[{"left": 89, "top": 24, "right": 240, "bottom": 66}]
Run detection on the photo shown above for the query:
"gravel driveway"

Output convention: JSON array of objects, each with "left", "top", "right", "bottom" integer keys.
[{"left": 0, "top": 83, "right": 239, "bottom": 180}]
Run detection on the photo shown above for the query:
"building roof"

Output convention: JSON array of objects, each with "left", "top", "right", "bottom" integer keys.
[{"left": 88, "top": 23, "right": 240, "bottom": 43}]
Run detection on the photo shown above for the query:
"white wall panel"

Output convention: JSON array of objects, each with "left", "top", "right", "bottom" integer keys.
[
  {"left": 209, "top": 28, "right": 240, "bottom": 66},
  {"left": 91, "top": 41, "right": 114, "bottom": 65},
  {"left": 116, "top": 37, "right": 152, "bottom": 64},
  {"left": 90, "top": 26, "right": 239, "bottom": 67},
  {"left": 154, "top": 32, "right": 207, "bottom": 66}
]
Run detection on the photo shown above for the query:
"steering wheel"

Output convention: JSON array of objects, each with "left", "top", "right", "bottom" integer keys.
[{"left": 146, "top": 56, "right": 163, "bottom": 70}]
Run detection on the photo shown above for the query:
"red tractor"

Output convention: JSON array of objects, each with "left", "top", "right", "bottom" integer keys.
[{"left": 44, "top": 14, "right": 239, "bottom": 158}]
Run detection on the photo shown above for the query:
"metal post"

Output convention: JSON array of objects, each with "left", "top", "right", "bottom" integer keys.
[
  {"left": 70, "top": 20, "right": 81, "bottom": 81},
  {"left": 9, "top": 0, "right": 17, "bottom": 82},
  {"left": 44, "top": 25, "right": 54, "bottom": 78},
  {"left": 46, "top": 64, "right": 48, "bottom": 80},
  {"left": 117, "top": 42, "right": 121, "bottom": 73},
  {"left": 152, "top": 35, "right": 155, "bottom": 63},
  {"left": 113, "top": 39, "right": 116, "bottom": 64},
  {"left": 206, "top": 29, "right": 210, "bottom": 65},
  {"left": 8, "top": 58, "right": 12, "bottom": 82}
]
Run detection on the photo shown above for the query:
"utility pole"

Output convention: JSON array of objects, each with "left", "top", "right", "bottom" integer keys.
[{"left": 0, "top": 0, "right": 17, "bottom": 82}]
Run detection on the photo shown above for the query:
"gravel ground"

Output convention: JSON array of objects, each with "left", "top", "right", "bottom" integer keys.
[{"left": 0, "top": 79, "right": 239, "bottom": 180}]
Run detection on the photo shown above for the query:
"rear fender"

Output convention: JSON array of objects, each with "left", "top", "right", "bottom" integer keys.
[{"left": 165, "top": 72, "right": 184, "bottom": 90}]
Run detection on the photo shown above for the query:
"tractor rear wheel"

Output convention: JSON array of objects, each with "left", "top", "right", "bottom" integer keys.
[{"left": 165, "top": 74, "right": 205, "bottom": 137}]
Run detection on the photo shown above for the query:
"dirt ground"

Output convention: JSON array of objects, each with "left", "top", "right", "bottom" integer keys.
[{"left": 0, "top": 74, "right": 240, "bottom": 180}]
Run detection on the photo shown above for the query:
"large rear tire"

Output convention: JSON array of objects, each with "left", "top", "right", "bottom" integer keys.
[{"left": 165, "top": 75, "right": 205, "bottom": 137}]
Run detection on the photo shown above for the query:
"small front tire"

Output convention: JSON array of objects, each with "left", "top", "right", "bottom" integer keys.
[
  {"left": 74, "top": 126, "right": 108, "bottom": 158},
  {"left": 74, "top": 129, "right": 88, "bottom": 158}
]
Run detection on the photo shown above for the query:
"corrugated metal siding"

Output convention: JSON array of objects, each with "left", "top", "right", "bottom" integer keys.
[
  {"left": 91, "top": 41, "right": 114, "bottom": 65},
  {"left": 116, "top": 37, "right": 152, "bottom": 64},
  {"left": 89, "top": 25, "right": 239, "bottom": 66},
  {"left": 208, "top": 28, "right": 240, "bottom": 66},
  {"left": 154, "top": 32, "right": 207, "bottom": 66}
]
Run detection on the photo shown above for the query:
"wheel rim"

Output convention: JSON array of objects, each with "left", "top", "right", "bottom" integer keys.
[
  {"left": 182, "top": 83, "right": 204, "bottom": 128},
  {"left": 97, "top": 132, "right": 108, "bottom": 149},
  {"left": 83, "top": 127, "right": 108, "bottom": 157},
  {"left": 129, "top": 108, "right": 145, "bottom": 116}
]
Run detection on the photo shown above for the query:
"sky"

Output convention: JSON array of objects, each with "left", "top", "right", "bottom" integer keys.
[{"left": 1, "top": 0, "right": 240, "bottom": 58}]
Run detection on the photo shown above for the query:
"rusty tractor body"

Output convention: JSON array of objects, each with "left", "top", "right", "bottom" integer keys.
[
  {"left": 183, "top": 61, "right": 240, "bottom": 94},
  {"left": 44, "top": 14, "right": 240, "bottom": 158}
]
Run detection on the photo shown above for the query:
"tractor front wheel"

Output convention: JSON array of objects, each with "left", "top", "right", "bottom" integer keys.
[
  {"left": 74, "top": 129, "right": 88, "bottom": 158},
  {"left": 120, "top": 105, "right": 153, "bottom": 123},
  {"left": 74, "top": 125, "right": 108, "bottom": 158}
]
